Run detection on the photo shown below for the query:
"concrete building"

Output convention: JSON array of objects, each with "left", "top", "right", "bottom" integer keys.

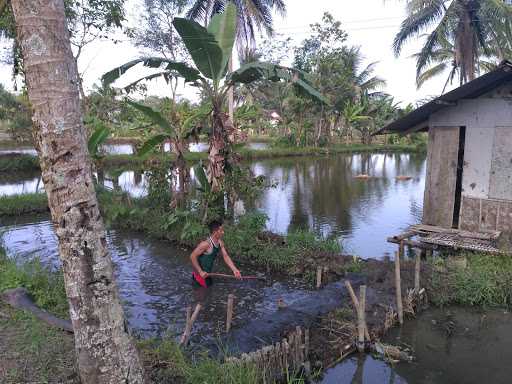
[{"left": 376, "top": 61, "right": 512, "bottom": 234}]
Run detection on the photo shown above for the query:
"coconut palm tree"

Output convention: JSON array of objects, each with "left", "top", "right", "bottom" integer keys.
[
  {"left": 9, "top": 1, "right": 145, "bottom": 383},
  {"left": 186, "top": 0, "right": 286, "bottom": 50},
  {"left": 394, "top": 0, "right": 512, "bottom": 85},
  {"left": 103, "top": 4, "right": 325, "bottom": 193}
]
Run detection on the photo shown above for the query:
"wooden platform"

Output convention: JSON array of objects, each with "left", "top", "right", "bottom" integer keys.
[{"left": 388, "top": 224, "right": 508, "bottom": 255}]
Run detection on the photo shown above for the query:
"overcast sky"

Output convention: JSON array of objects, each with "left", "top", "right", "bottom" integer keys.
[{"left": 0, "top": 0, "right": 448, "bottom": 105}]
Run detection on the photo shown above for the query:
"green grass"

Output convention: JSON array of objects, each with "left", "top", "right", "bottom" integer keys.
[
  {"left": 0, "top": 153, "right": 40, "bottom": 172},
  {"left": 0, "top": 143, "right": 424, "bottom": 174},
  {"left": 100, "top": 191, "right": 341, "bottom": 274},
  {"left": 0, "top": 247, "right": 68, "bottom": 317},
  {"left": 0, "top": 193, "right": 49, "bottom": 216},
  {"left": 429, "top": 252, "right": 512, "bottom": 308}
]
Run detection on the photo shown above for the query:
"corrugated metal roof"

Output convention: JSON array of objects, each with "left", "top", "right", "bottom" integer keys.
[{"left": 374, "top": 60, "right": 512, "bottom": 135}]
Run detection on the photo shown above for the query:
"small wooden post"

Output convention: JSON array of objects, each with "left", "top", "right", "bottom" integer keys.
[
  {"left": 357, "top": 285, "right": 366, "bottom": 352},
  {"left": 395, "top": 251, "right": 404, "bottom": 325},
  {"left": 414, "top": 252, "right": 421, "bottom": 293},
  {"left": 344, "top": 280, "right": 371, "bottom": 340},
  {"left": 399, "top": 240, "right": 405, "bottom": 259},
  {"left": 316, "top": 266, "right": 323, "bottom": 289},
  {"left": 226, "top": 294, "right": 235, "bottom": 332},
  {"left": 180, "top": 303, "right": 202, "bottom": 345}
]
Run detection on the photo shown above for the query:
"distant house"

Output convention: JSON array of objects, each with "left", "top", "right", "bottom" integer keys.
[{"left": 375, "top": 61, "right": 512, "bottom": 234}]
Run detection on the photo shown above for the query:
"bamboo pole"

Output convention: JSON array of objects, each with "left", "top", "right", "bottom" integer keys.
[
  {"left": 180, "top": 303, "right": 202, "bottom": 345},
  {"left": 395, "top": 251, "right": 404, "bottom": 325},
  {"left": 414, "top": 252, "right": 421, "bottom": 293},
  {"left": 316, "top": 266, "right": 323, "bottom": 289},
  {"left": 226, "top": 294, "right": 235, "bottom": 332},
  {"left": 344, "top": 280, "right": 371, "bottom": 340},
  {"left": 357, "top": 285, "right": 366, "bottom": 352}
]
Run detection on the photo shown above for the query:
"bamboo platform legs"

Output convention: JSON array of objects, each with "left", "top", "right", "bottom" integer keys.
[{"left": 395, "top": 251, "right": 404, "bottom": 325}]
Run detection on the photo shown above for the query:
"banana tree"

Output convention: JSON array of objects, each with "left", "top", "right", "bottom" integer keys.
[
  {"left": 102, "top": 3, "right": 327, "bottom": 192},
  {"left": 127, "top": 99, "right": 206, "bottom": 208}
]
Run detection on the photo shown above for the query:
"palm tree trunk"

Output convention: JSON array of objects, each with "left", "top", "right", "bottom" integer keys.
[{"left": 10, "top": 2, "right": 145, "bottom": 383}]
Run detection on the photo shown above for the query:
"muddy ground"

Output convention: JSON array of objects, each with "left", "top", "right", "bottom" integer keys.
[{"left": 0, "top": 254, "right": 427, "bottom": 383}]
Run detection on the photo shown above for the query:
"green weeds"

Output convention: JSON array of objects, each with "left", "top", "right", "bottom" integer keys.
[
  {"left": 429, "top": 252, "right": 512, "bottom": 308},
  {"left": 0, "top": 153, "right": 40, "bottom": 172},
  {"left": 0, "top": 247, "right": 68, "bottom": 317},
  {"left": 0, "top": 193, "right": 48, "bottom": 216}
]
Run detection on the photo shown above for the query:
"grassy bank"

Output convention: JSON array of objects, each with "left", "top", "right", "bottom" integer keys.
[
  {"left": 0, "top": 153, "right": 39, "bottom": 172},
  {"left": 0, "top": 142, "right": 424, "bottom": 173},
  {"left": 429, "top": 252, "right": 512, "bottom": 307},
  {"left": 0, "top": 193, "right": 49, "bottom": 216},
  {"left": 101, "top": 191, "right": 340, "bottom": 274}
]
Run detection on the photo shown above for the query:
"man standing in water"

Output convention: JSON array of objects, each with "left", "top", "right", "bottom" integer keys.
[{"left": 190, "top": 220, "right": 242, "bottom": 289}]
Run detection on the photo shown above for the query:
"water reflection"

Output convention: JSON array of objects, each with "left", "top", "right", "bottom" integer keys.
[
  {"left": 249, "top": 153, "right": 425, "bottom": 258},
  {"left": 1, "top": 152, "right": 426, "bottom": 258},
  {"left": 323, "top": 307, "right": 512, "bottom": 384},
  {"left": 320, "top": 355, "right": 407, "bottom": 384}
]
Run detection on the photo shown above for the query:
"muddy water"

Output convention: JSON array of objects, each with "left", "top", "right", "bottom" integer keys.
[
  {"left": 321, "top": 307, "right": 512, "bottom": 384},
  {"left": 0, "top": 214, "right": 313, "bottom": 342},
  {"left": 1, "top": 152, "right": 426, "bottom": 259}
]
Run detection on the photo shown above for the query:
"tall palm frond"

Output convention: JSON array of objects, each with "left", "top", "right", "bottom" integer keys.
[{"left": 186, "top": 0, "right": 286, "bottom": 51}]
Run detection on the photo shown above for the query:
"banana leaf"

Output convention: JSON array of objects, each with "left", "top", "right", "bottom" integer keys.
[
  {"left": 102, "top": 57, "right": 201, "bottom": 86},
  {"left": 207, "top": 3, "right": 236, "bottom": 79},
  {"left": 173, "top": 17, "right": 224, "bottom": 81},
  {"left": 126, "top": 100, "right": 173, "bottom": 133},
  {"left": 138, "top": 134, "right": 170, "bottom": 157},
  {"left": 88, "top": 124, "right": 110, "bottom": 157},
  {"left": 228, "top": 62, "right": 329, "bottom": 105}
]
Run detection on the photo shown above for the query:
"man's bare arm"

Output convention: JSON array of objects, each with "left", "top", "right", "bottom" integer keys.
[{"left": 220, "top": 241, "right": 241, "bottom": 279}]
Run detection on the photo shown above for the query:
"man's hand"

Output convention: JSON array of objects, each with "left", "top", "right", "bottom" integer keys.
[
  {"left": 233, "top": 268, "right": 242, "bottom": 280},
  {"left": 199, "top": 270, "right": 208, "bottom": 279}
]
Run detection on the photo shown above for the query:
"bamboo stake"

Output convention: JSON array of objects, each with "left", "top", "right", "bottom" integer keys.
[
  {"left": 296, "top": 326, "right": 303, "bottom": 365},
  {"left": 357, "top": 285, "right": 366, "bottom": 353},
  {"left": 316, "top": 266, "right": 323, "bottom": 289},
  {"left": 180, "top": 303, "right": 202, "bottom": 345},
  {"left": 395, "top": 251, "right": 404, "bottom": 325},
  {"left": 414, "top": 252, "right": 421, "bottom": 293},
  {"left": 226, "top": 294, "right": 235, "bottom": 332},
  {"left": 344, "top": 280, "right": 371, "bottom": 340}
]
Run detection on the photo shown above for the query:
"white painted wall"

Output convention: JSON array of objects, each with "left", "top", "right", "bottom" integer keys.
[
  {"left": 429, "top": 97, "right": 512, "bottom": 201},
  {"left": 462, "top": 127, "right": 494, "bottom": 198}
]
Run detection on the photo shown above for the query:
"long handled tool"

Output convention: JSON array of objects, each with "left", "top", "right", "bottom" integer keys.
[{"left": 207, "top": 272, "right": 266, "bottom": 281}]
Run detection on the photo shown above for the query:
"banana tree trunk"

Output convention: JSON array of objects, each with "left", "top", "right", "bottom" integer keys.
[
  {"left": 11, "top": 2, "right": 145, "bottom": 383},
  {"left": 207, "top": 109, "right": 228, "bottom": 192}
]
